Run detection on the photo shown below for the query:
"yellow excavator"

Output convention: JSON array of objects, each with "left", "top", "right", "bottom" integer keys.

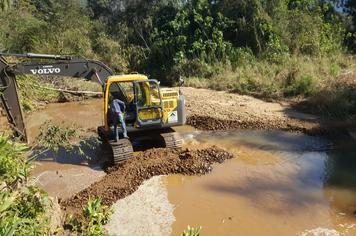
[{"left": 0, "top": 52, "right": 185, "bottom": 164}]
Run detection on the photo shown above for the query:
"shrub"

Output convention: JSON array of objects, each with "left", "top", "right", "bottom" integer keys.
[
  {"left": 36, "top": 122, "right": 79, "bottom": 152},
  {"left": 66, "top": 198, "right": 112, "bottom": 236},
  {"left": 284, "top": 75, "right": 316, "bottom": 96},
  {"left": 0, "top": 136, "right": 29, "bottom": 187},
  {"left": 0, "top": 135, "right": 51, "bottom": 235}
]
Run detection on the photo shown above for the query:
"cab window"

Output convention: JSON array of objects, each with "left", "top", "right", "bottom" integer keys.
[{"left": 109, "top": 82, "right": 134, "bottom": 103}]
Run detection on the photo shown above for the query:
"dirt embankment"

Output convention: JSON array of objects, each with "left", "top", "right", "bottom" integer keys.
[
  {"left": 182, "top": 87, "right": 343, "bottom": 135},
  {"left": 61, "top": 147, "right": 233, "bottom": 214}
]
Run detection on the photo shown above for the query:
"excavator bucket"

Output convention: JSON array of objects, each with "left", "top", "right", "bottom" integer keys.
[{"left": 0, "top": 57, "right": 27, "bottom": 141}]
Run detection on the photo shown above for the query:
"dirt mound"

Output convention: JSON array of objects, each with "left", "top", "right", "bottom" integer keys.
[
  {"left": 60, "top": 147, "right": 233, "bottom": 213},
  {"left": 187, "top": 115, "right": 350, "bottom": 136},
  {"left": 188, "top": 115, "right": 290, "bottom": 131},
  {"left": 182, "top": 87, "right": 326, "bottom": 134}
]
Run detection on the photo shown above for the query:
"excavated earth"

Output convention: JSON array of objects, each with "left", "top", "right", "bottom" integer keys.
[
  {"left": 61, "top": 147, "right": 233, "bottom": 214},
  {"left": 181, "top": 87, "right": 342, "bottom": 135}
]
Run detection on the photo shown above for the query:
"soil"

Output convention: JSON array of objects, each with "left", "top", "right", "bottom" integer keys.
[
  {"left": 60, "top": 146, "right": 233, "bottom": 214},
  {"left": 181, "top": 87, "right": 337, "bottom": 134}
]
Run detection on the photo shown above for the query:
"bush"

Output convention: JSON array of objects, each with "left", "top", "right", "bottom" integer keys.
[
  {"left": 16, "top": 75, "right": 60, "bottom": 113},
  {"left": 0, "top": 135, "right": 51, "bottom": 235},
  {"left": 0, "top": 136, "right": 29, "bottom": 187},
  {"left": 66, "top": 198, "right": 112, "bottom": 236},
  {"left": 284, "top": 75, "right": 316, "bottom": 96},
  {"left": 36, "top": 122, "right": 79, "bottom": 152}
]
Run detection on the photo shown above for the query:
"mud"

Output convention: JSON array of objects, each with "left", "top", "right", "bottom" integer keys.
[
  {"left": 33, "top": 163, "right": 106, "bottom": 200},
  {"left": 60, "top": 147, "right": 233, "bottom": 214}
]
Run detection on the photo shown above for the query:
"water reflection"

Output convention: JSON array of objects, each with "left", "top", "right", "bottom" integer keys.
[{"left": 167, "top": 130, "right": 356, "bottom": 236}]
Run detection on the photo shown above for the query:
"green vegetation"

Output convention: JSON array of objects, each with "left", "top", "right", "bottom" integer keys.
[
  {"left": 16, "top": 75, "right": 100, "bottom": 113},
  {"left": 0, "top": 134, "right": 109, "bottom": 236},
  {"left": 16, "top": 75, "right": 61, "bottom": 112},
  {"left": 185, "top": 54, "right": 356, "bottom": 118},
  {"left": 0, "top": 0, "right": 355, "bottom": 117},
  {"left": 0, "top": 135, "right": 51, "bottom": 235},
  {"left": 36, "top": 121, "right": 79, "bottom": 152},
  {"left": 182, "top": 226, "right": 202, "bottom": 236},
  {"left": 35, "top": 122, "right": 101, "bottom": 161},
  {"left": 66, "top": 198, "right": 112, "bottom": 236}
]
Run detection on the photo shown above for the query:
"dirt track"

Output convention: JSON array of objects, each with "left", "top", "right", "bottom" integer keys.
[{"left": 60, "top": 147, "right": 233, "bottom": 214}]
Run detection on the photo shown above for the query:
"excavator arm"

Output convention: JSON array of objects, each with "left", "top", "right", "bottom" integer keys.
[{"left": 0, "top": 52, "right": 114, "bottom": 142}]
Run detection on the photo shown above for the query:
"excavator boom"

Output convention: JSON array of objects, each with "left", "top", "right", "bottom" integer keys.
[{"left": 0, "top": 53, "right": 114, "bottom": 141}]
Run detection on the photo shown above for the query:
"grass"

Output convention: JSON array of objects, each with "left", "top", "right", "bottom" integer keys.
[
  {"left": 65, "top": 198, "right": 112, "bottom": 236},
  {"left": 181, "top": 226, "right": 202, "bottom": 236},
  {"left": 185, "top": 54, "right": 356, "bottom": 118}
]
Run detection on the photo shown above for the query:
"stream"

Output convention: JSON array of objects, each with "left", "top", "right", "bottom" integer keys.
[
  {"left": 164, "top": 130, "right": 356, "bottom": 236},
  {"left": 27, "top": 100, "right": 356, "bottom": 236}
]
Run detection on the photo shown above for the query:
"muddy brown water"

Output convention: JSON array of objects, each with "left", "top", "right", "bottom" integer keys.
[
  {"left": 26, "top": 100, "right": 356, "bottom": 235},
  {"left": 26, "top": 99, "right": 103, "bottom": 144},
  {"left": 164, "top": 131, "right": 356, "bottom": 236}
]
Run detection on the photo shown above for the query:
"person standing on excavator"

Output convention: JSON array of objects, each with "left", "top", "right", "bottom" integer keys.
[{"left": 110, "top": 99, "right": 128, "bottom": 140}]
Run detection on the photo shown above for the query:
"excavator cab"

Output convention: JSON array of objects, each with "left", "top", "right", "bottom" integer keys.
[
  {"left": 134, "top": 80, "right": 163, "bottom": 127},
  {"left": 102, "top": 75, "right": 166, "bottom": 137},
  {"left": 106, "top": 80, "right": 163, "bottom": 127}
]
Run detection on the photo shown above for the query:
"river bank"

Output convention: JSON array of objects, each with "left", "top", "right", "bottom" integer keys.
[{"left": 2, "top": 86, "right": 356, "bottom": 235}]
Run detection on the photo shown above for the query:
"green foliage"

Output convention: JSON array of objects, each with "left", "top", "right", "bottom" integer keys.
[
  {"left": 0, "top": 136, "right": 29, "bottom": 187},
  {"left": 0, "top": 0, "right": 11, "bottom": 11},
  {"left": 16, "top": 75, "right": 60, "bottom": 112},
  {"left": 0, "top": 135, "right": 51, "bottom": 235},
  {"left": 1, "top": 0, "right": 351, "bottom": 85},
  {"left": 0, "top": 186, "right": 51, "bottom": 235},
  {"left": 0, "top": 0, "right": 353, "bottom": 84},
  {"left": 36, "top": 122, "right": 79, "bottom": 152},
  {"left": 0, "top": 0, "right": 355, "bottom": 117},
  {"left": 83, "top": 198, "right": 111, "bottom": 236},
  {"left": 66, "top": 198, "right": 112, "bottom": 236},
  {"left": 181, "top": 225, "right": 201, "bottom": 236}
]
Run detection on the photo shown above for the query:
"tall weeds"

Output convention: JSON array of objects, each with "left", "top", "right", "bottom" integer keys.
[
  {"left": 185, "top": 54, "right": 356, "bottom": 118},
  {"left": 0, "top": 135, "right": 51, "bottom": 235}
]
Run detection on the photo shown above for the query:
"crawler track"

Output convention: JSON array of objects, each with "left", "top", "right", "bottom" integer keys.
[
  {"left": 109, "top": 139, "right": 134, "bottom": 164},
  {"left": 161, "top": 132, "right": 183, "bottom": 149}
]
